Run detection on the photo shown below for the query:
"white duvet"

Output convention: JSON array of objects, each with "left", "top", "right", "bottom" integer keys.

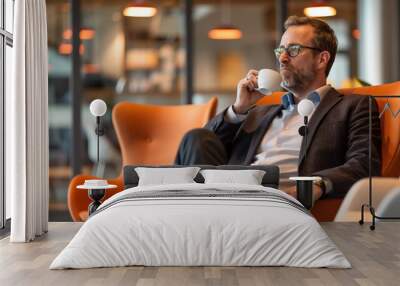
[{"left": 50, "top": 183, "right": 351, "bottom": 269}]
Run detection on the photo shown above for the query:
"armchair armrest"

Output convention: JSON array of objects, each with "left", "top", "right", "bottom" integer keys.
[
  {"left": 334, "top": 177, "right": 400, "bottom": 222},
  {"left": 68, "top": 174, "right": 124, "bottom": 222}
]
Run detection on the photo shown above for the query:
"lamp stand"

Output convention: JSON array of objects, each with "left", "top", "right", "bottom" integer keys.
[
  {"left": 304, "top": 116, "right": 308, "bottom": 161},
  {"left": 298, "top": 116, "right": 309, "bottom": 164},
  {"left": 295, "top": 116, "right": 314, "bottom": 209},
  {"left": 359, "top": 95, "right": 400, "bottom": 230},
  {"left": 95, "top": 116, "right": 105, "bottom": 164}
]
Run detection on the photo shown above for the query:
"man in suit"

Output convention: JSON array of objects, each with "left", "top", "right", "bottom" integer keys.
[{"left": 175, "top": 16, "right": 381, "bottom": 201}]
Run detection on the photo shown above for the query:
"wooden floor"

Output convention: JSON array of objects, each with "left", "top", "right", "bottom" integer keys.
[{"left": 0, "top": 222, "right": 399, "bottom": 286}]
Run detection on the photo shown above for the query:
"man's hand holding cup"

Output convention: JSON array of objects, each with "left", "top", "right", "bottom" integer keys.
[{"left": 234, "top": 69, "right": 282, "bottom": 114}]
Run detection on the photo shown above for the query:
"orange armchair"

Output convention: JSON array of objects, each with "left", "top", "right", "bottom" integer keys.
[
  {"left": 68, "top": 97, "right": 218, "bottom": 221},
  {"left": 257, "top": 81, "right": 400, "bottom": 221}
]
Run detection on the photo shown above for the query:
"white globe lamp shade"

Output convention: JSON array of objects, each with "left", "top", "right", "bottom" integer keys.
[
  {"left": 298, "top": 99, "right": 315, "bottom": 117},
  {"left": 90, "top": 99, "right": 107, "bottom": 117}
]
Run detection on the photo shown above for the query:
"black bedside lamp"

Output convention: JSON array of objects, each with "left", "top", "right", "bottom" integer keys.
[
  {"left": 89, "top": 99, "right": 107, "bottom": 164},
  {"left": 291, "top": 98, "right": 319, "bottom": 210}
]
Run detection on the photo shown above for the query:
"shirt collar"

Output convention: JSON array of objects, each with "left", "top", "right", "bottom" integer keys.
[{"left": 281, "top": 84, "right": 331, "bottom": 110}]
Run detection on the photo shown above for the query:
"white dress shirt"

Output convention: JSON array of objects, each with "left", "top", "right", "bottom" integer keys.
[{"left": 225, "top": 85, "right": 331, "bottom": 193}]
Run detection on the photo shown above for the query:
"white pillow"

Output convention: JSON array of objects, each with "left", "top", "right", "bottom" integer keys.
[
  {"left": 200, "top": 169, "right": 266, "bottom": 185},
  {"left": 135, "top": 167, "right": 201, "bottom": 186}
]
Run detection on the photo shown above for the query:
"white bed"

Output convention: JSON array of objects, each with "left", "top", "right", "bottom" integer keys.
[{"left": 50, "top": 183, "right": 350, "bottom": 269}]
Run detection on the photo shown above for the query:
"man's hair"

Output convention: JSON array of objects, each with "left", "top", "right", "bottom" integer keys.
[{"left": 284, "top": 16, "right": 338, "bottom": 76}]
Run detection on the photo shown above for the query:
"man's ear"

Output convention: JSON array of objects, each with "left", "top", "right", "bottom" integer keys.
[{"left": 318, "top": 51, "right": 330, "bottom": 69}]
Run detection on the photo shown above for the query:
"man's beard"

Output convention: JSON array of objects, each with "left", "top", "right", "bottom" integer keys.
[{"left": 280, "top": 65, "right": 316, "bottom": 93}]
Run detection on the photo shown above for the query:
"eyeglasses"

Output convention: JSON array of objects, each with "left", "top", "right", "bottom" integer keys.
[{"left": 274, "top": 44, "right": 322, "bottom": 59}]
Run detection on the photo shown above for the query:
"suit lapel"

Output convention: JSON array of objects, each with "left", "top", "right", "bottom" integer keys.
[
  {"left": 243, "top": 105, "right": 283, "bottom": 164},
  {"left": 298, "top": 89, "right": 343, "bottom": 165}
]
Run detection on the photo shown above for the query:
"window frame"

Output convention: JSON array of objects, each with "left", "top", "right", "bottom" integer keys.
[{"left": 0, "top": 0, "right": 13, "bottom": 231}]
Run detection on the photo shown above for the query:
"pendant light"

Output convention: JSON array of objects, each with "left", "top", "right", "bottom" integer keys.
[
  {"left": 58, "top": 43, "right": 85, "bottom": 55},
  {"left": 304, "top": 0, "right": 336, "bottom": 18},
  {"left": 208, "top": 0, "right": 242, "bottom": 40},
  {"left": 63, "top": 28, "right": 95, "bottom": 40},
  {"left": 208, "top": 25, "right": 242, "bottom": 40},
  {"left": 123, "top": 1, "right": 157, "bottom": 18}
]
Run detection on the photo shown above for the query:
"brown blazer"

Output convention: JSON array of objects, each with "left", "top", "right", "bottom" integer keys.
[{"left": 205, "top": 88, "right": 381, "bottom": 198}]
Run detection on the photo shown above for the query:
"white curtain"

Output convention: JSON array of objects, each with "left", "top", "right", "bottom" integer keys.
[{"left": 8, "top": 0, "right": 49, "bottom": 242}]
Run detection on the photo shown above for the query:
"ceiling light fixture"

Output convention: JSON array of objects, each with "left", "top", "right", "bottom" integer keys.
[
  {"left": 208, "top": 0, "right": 242, "bottom": 40},
  {"left": 352, "top": 29, "right": 361, "bottom": 40},
  {"left": 208, "top": 25, "right": 242, "bottom": 40},
  {"left": 58, "top": 43, "right": 85, "bottom": 55},
  {"left": 123, "top": 1, "right": 157, "bottom": 18},
  {"left": 304, "top": 0, "right": 336, "bottom": 18}
]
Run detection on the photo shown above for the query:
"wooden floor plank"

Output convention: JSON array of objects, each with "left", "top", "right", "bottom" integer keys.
[{"left": 0, "top": 222, "right": 400, "bottom": 286}]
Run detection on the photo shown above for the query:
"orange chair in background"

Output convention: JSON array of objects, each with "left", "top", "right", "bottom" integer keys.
[
  {"left": 68, "top": 97, "right": 218, "bottom": 221},
  {"left": 257, "top": 81, "right": 400, "bottom": 221}
]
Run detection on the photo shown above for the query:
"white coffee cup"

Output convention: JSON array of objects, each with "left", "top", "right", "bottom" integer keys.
[{"left": 256, "top": 69, "right": 282, "bottom": 95}]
